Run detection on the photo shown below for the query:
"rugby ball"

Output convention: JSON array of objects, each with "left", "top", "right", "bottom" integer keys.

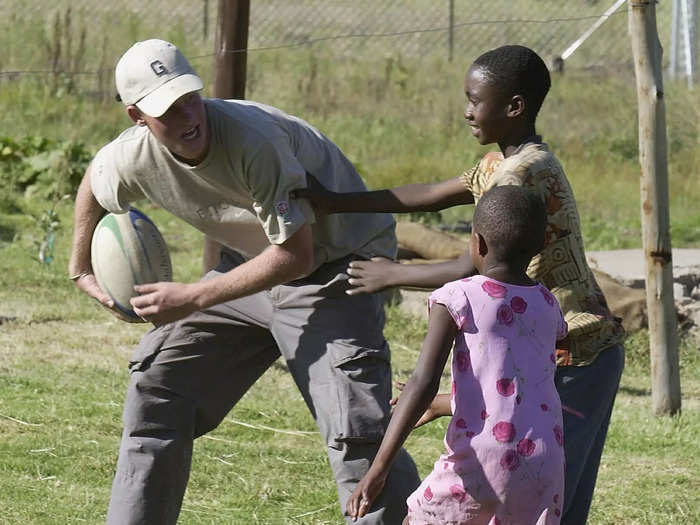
[{"left": 91, "top": 208, "right": 172, "bottom": 322}]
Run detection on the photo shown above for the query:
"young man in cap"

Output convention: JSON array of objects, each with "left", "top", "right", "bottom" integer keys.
[{"left": 68, "top": 39, "right": 419, "bottom": 524}]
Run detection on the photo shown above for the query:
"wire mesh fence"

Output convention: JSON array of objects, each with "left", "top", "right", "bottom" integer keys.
[{"left": 0, "top": 0, "right": 681, "bottom": 97}]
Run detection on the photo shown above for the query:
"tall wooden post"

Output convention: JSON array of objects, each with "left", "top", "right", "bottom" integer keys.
[
  {"left": 629, "top": 1, "right": 681, "bottom": 415},
  {"left": 213, "top": 0, "right": 250, "bottom": 99}
]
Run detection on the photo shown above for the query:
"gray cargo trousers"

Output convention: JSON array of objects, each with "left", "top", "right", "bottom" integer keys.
[{"left": 106, "top": 249, "right": 419, "bottom": 524}]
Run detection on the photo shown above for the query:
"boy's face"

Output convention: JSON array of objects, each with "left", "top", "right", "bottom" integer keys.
[
  {"left": 463, "top": 66, "right": 511, "bottom": 146},
  {"left": 132, "top": 92, "right": 209, "bottom": 165}
]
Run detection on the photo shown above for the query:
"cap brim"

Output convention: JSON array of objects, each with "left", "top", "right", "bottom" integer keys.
[{"left": 135, "top": 73, "right": 204, "bottom": 117}]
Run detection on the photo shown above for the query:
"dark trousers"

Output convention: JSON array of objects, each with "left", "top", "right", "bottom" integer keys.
[
  {"left": 106, "top": 251, "right": 420, "bottom": 524},
  {"left": 556, "top": 344, "right": 625, "bottom": 524}
]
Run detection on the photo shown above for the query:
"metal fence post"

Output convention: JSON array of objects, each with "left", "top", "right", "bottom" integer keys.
[
  {"left": 203, "top": 0, "right": 210, "bottom": 41},
  {"left": 669, "top": 0, "right": 698, "bottom": 86},
  {"left": 448, "top": 0, "right": 454, "bottom": 62}
]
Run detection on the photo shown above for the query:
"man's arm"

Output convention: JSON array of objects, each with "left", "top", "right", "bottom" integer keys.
[
  {"left": 292, "top": 174, "right": 474, "bottom": 214},
  {"left": 131, "top": 223, "right": 314, "bottom": 325},
  {"left": 68, "top": 165, "right": 133, "bottom": 320}
]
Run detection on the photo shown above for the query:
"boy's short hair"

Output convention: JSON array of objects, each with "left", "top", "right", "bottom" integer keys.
[
  {"left": 473, "top": 45, "right": 551, "bottom": 121},
  {"left": 473, "top": 185, "right": 546, "bottom": 261}
]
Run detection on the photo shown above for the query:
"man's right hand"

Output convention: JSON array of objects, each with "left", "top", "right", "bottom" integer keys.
[
  {"left": 345, "top": 257, "right": 398, "bottom": 295},
  {"left": 73, "top": 273, "right": 138, "bottom": 323}
]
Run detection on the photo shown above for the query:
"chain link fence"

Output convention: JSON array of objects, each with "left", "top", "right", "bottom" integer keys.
[{"left": 0, "top": 1, "right": 680, "bottom": 97}]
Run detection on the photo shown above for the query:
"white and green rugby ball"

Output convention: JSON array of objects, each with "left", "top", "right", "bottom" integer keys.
[{"left": 91, "top": 208, "right": 172, "bottom": 322}]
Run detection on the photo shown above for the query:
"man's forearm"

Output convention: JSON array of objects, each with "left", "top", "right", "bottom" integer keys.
[
  {"left": 193, "top": 225, "right": 314, "bottom": 310},
  {"left": 68, "top": 167, "right": 104, "bottom": 276}
]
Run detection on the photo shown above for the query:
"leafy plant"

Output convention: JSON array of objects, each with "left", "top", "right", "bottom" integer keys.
[{"left": 0, "top": 136, "right": 92, "bottom": 200}]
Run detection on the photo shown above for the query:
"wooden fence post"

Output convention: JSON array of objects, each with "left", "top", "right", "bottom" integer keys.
[
  {"left": 628, "top": 0, "right": 681, "bottom": 415},
  {"left": 213, "top": 0, "right": 250, "bottom": 100}
]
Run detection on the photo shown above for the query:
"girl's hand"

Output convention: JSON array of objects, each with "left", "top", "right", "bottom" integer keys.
[
  {"left": 346, "top": 470, "right": 388, "bottom": 522},
  {"left": 290, "top": 173, "right": 338, "bottom": 215},
  {"left": 390, "top": 382, "right": 450, "bottom": 428}
]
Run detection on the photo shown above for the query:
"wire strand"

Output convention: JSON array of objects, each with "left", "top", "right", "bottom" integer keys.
[{"left": 0, "top": 10, "right": 630, "bottom": 78}]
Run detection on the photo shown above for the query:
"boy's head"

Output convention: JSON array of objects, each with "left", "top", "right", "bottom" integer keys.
[
  {"left": 471, "top": 45, "right": 551, "bottom": 123},
  {"left": 471, "top": 185, "right": 547, "bottom": 268}
]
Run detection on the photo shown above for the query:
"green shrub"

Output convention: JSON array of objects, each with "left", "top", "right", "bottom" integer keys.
[{"left": 0, "top": 136, "right": 92, "bottom": 200}]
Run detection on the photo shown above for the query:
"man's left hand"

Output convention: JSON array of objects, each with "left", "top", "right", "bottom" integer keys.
[{"left": 131, "top": 282, "right": 199, "bottom": 326}]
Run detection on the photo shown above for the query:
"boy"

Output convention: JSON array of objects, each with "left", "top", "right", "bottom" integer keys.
[{"left": 294, "top": 45, "right": 625, "bottom": 524}]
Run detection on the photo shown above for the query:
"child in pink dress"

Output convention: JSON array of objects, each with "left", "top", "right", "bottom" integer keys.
[{"left": 347, "top": 185, "right": 568, "bottom": 525}]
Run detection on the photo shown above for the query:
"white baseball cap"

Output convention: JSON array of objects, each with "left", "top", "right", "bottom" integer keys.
[{"left": 115, "top": 39, "right": 203, "bottom": 118}]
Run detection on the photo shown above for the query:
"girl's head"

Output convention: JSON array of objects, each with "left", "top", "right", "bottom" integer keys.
[
  {"left": 469, "top": 185, "right": 547, "bottom": 276},
  {"left": 464, "top": 45, "right": 551, "bottom": 147}
]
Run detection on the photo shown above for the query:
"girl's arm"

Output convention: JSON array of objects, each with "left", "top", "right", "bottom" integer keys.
[
  {"left": 346, "top": 304, "right": 457, "bottom": 521},
  {"left": 390, "top": 385, "right": 452, "bottom": 428},
  {"left": 292, "top": 174, "right": 474, "bottom": 214}
]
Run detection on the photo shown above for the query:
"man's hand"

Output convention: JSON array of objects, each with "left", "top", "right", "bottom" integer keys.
[
  {"left": 73, "top": 273, "right": 137, "bottom": 323},
  {"left": 346, "top": 469, "right": 388, "bottom": 522},
  {"left": 130, "top": 282, "right": 199, "bottom": 326},
  {"left": 290, "top": 173, "right": 337, "bottom": 214},
  {"left": 346, "top": 257, "right": 398, "bottom": 295}
]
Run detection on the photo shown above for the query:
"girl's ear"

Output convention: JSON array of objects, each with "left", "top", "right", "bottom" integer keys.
[
  {"left": 476, "top": 232, "right": 488, "bottom": 257},
  {"left": 506, "top": 95, "right": 525, "bottom": 118},
  {"left": 126, "top": 105, "right": 147, "bottom": 126}
]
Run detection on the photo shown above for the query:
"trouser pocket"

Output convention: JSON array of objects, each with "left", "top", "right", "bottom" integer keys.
[{"left": 325, "top": 339, "right": 392, "bottom": 449}]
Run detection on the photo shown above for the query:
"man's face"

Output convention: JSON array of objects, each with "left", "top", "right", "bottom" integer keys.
[
  {"left": 463, "top": 66, "right": 511, "bottom": 146},
  {"left": 138, "top": 92, "right": 209, "bottom": 165}
]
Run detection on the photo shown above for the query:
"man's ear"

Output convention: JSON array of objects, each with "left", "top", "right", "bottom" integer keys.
[
  {"left": 126, "top": 105, "right": 147, "bottom": 126},
  {"left": 506, "top": 95, "right": 525, "bottom": 118},
  {"left": 476, "top": 232, "right": 488, "bottom": 257}
]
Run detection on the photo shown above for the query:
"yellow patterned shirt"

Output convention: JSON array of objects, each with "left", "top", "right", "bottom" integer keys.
[{"left": 460, "top": 141, "right": 625, "bottom": 366}]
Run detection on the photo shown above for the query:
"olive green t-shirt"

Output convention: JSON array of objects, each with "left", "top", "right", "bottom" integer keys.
[
  {"left": 461, "top": 141, "right": 625, "bottom": 366},
  {"left": 91, "top": 99, "right": 396, "bottom": 268}
]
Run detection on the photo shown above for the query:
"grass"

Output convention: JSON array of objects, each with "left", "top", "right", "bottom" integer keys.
[
  {"left": 2, "top": 47, "right": 699, "bottom": 249},
  {"left": 0, "top": 201, "right": 699, "bottom": 524},
  {"left": 1, "top": 15, "right": 699, "bottom": 522}
]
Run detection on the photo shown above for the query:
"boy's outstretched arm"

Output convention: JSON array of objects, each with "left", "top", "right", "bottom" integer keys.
[
  {"left": 346, "top": 305, "right": 457, "bottom": 521},
  {"left": 346, "top": 250, "right": 476, "bottom": 295},
  {"left": 292, "top": 173, "right": 474, "bottom": 214}
]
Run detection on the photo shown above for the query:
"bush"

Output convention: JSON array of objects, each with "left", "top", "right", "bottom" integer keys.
[{"left": 0, "top": 136, "right": 92, "bottom": 200}]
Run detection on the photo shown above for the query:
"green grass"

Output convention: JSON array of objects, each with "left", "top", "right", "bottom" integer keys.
[
  {"left": 0, "top": 205, "right": 699, "bottom": 524},
  {"left": 1, "top": 24, "right": 699, "bottom": 523},
  {"left": 2, "top": 48, "right": 699, "bottom": 249}
]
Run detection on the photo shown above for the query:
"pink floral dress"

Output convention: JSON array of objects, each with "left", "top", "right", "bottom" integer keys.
[{"left": 406, "top": 276, "right": 568, "bottom": 525}]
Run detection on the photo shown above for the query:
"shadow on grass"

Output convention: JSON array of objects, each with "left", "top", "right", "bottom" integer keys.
[{"left": 619, "top": 385, "right": 651, "bottom": 397}]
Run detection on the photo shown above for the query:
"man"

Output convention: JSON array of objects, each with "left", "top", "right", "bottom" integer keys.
[{"left": 68, "top": 39, "right": 419, "bottom": 524}]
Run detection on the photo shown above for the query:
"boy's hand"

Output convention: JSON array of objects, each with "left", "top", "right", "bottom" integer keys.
[
  {"left": 390, "top": 381, "right": 447, "bottom": 428},
  {"left": 346, "top": 257, "right": 398, "bottom": 295},
  {"left": 290, "top": 173, "right": 337, "bottom": 214},
  {"left": 346, "top": 470, "right": 388, "bottom": 522}
]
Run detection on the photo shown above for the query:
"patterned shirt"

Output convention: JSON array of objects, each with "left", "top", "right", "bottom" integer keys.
[{"left": 460, "top": 140, "right": 625, "bottom": 366}]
